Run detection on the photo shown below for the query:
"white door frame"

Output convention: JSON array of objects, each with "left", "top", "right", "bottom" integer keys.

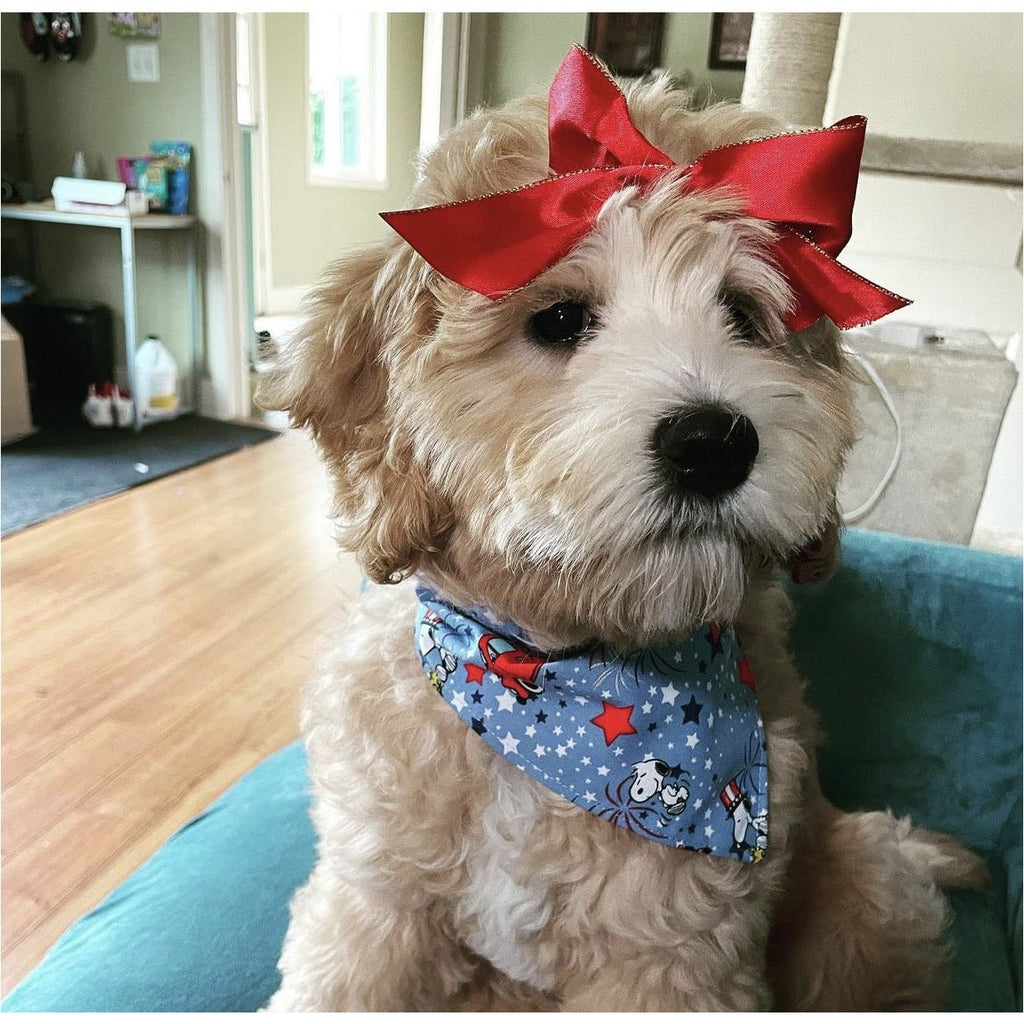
[
  {"left": 420, "top": 13, "right": 485, "bottom": 152},
  {"left": 211, "top": 13, "right": 471, "bottom": 360},
  {"left": 198, "top": 11, "right": 250, "bottom": 421},
  {"left": 249, "top": 12, "right": 272, "bottom": 319}
]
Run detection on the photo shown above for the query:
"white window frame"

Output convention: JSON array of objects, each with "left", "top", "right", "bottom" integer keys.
[{"left": 305, "top": 11, "right": 388, "bottom": 190}]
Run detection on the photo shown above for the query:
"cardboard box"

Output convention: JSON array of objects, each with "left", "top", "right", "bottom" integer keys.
[{"left": 2, "top": 315, "right": 36, "bottom": 443}]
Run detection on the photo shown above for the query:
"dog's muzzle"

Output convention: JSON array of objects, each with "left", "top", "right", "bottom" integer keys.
[{"left": 654, "top": 404, "right": 759, "bottom": 499}]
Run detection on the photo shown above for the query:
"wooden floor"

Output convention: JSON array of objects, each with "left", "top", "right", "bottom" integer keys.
[{"left": 1, "top": 428, "right": 360, "bottom": 996}]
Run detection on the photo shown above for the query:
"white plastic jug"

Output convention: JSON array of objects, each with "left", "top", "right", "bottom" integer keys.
[{"left": 135, "top": 336, "right": 179, "bottom": 417}]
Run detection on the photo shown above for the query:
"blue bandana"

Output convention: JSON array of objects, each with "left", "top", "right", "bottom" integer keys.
[{"left": 416, "top": 586, "right": 768, "bottom": 863}]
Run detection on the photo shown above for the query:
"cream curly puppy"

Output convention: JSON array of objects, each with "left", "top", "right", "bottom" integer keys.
[{"left": 263, "top": 52, "right": 985, "bottom": 1012}]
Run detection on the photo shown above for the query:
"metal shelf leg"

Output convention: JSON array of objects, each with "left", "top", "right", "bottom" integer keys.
[{"left": 119, "top": 222, "right": 141, "bottom": 432}]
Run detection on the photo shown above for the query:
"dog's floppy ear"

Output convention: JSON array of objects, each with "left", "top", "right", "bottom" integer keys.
[
  {"left": 785, "top": 504, "right": 842, "bottom": 585},
  {"left": 259, "top": 238, "right": 452, "bottom": 584}
]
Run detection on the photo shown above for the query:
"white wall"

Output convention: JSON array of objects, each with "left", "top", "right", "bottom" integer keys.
[
  {"left": 824, "top": 13, "right": 1023, "bottom": 336},
  {"left": 826, "top": 13, "right": 1022, "bottom": 145},
  {"left": 826, "top": 13, "right": 1023, "bottom": 553}
]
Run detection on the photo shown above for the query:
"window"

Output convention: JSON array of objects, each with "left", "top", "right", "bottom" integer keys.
[
  {"left": 307, "top": 12, "right": 387, "bottom": 187},
  {"left": 235, "top": 13, "right": 255, "bottom": 128}
]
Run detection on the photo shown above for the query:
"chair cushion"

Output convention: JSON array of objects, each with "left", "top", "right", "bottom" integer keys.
[
  {"left": 4, "top": 529, "right": 1020, "bottom": 1011},
  {"left": 2, "top": 742, "right": 316, "bottom": 1012}
]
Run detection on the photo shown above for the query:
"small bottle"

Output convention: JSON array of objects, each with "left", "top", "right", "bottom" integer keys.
[{"left": 71, "top": 151, "right": 87, "bottom": 178}]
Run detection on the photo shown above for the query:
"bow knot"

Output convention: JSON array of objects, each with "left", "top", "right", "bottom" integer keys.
[{"left": 382, "top": 45, "right": 909, "bottom": 331}]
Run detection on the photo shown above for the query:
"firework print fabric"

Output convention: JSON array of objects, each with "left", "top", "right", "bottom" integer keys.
[{"left": 415, "top": 586, "right": 769, "bottom": 863}]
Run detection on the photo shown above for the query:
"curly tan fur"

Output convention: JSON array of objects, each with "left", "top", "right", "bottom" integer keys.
[{"left": 261, "top": 67, "right": 985, "bottom": 1012}]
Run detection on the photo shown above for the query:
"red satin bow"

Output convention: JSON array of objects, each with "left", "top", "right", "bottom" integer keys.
[{"left": 382, "top": 45, "right": 909, "bottom": 331}]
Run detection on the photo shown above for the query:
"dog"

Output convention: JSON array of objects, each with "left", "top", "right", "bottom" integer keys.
[{"left": 262, "top": 48, "right": 986, "bottom": 1012}]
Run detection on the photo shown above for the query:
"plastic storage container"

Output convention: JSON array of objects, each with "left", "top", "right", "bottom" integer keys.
[{"left": 134, "top": 335, "right": 179, "bottom": 419}]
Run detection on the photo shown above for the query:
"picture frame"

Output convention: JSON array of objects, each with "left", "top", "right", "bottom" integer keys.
[
  {"left": 708, "top": 13, "right": 753, "bottom": 71},
  {"left": 586, "top": 13, "right": 665, "bottom": 77},
  {"left": 109, "top": 14, "right": 161, "bottom": 39}
]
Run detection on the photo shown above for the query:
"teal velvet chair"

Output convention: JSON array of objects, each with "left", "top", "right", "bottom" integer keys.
[{"left": 4, "top": 529, "right": 1020, "bottom": 1012}]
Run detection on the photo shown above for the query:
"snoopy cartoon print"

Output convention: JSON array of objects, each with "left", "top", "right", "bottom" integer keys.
[
  {"left": 719, "top": 777, "right": 768, "bottom": 856},
  {"left": 629, "top": 758, "right": 690, "bottom": 816},
  {"left": 417, "top": 610, "right": 457, "bottom": 693}
]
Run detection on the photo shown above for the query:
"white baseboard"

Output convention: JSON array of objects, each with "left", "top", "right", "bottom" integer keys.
[{"left": 264, "top": 285, "right": 310, "bottom": 316}]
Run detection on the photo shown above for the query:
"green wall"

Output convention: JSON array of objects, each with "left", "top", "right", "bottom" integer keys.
[
  {"left": 0, "top": 13, "right": 204, "bottom": 388},
  {"left": 262, "top": 13, "right": 424, "bottom": 295},
  {"left": 481, "top": 13, "right": 744, "bottom": 108}
]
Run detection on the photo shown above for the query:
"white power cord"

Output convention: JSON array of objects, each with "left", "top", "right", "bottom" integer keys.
[{"left": 841, "top": 345, "right": 903, "bottom": 523}]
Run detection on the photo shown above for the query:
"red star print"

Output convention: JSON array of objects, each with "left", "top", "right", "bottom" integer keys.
[
  {"left": 738, "top": 656, "right": 756, "bottom": 691},
  {"left": 591, "top": 701, "right": 637, "bottom": 745},
  {"left": 464, "top": 663, "right": 486, "bottom": 685}
]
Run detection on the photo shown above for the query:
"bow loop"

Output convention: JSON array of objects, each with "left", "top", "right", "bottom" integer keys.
[
  {"left": 548, "top": 44, "right": 672, "bottom": 173},
  {"left": 684, "top": 115, "right": 866, "bottom": 257},
  {"left": 382, "top": 47, "right": 909, "bottom": 330}
]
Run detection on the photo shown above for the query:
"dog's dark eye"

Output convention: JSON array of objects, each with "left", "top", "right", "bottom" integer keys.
[
  {"left": 720, "top": 291, "right": 763, "bottom": 343},
  {"left": 529, "top": 301, "right": 593, "bottom": 348}
]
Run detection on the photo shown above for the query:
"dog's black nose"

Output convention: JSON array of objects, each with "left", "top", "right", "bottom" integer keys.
[{"left": 654, "top": 405, "right": 759, "bottom": 499}]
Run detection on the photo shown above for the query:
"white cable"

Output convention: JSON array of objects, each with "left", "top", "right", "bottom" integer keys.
[{"left": 841, "top": 345, "right": 903, "bottom": 523}]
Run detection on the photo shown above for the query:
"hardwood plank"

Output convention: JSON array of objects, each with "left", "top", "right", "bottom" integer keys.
[{"left": 1, "top": 428, "right": 357, "bottom": 997}]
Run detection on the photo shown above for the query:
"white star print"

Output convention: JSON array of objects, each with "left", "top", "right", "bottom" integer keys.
[
  {"left": 451, "top": 690, "right": 468, "bottom": 712},
  {"left": 665, "top": 714, "right": 674, "bottom": 724},
  {"left": 601, "top": 690, "right": 611, "bottom": 699},
  {"left": 583, "top": 791, "right": 596, "bottom": 802},
  {"left": 597, "top": 765, "right": 610, "bottom": 777},
  {"left": 582, "top": 756, "right": 591, "bottom": 766},
  {"left": 575, "top": 696, "right": 587, "bottom": 705},
  {"left": 567, "top": 739, "right": 576, "bottom": 749},
  {"left": 674, "top": 651, "right": 683, "bottom": 662},
  {"left": 555, "top": 744, "right": 567, "bottom": 758},
  {"left": 685, "top": 733, "right": 699, "bottom": 749},
  {"left": 483, "top": 707, "right": 493, "bottom": 718},
  {"left": 704, "top": 825, "right": 714, "bottom": 838},
  {"left": 649, "top": 686, "right": 657, "bottom": 696},
  {"left": 495, "top": 690, "right": 517, "bottom": 713},
  {"left": 500, "top": 732, "right": 520, "bottom": 755},
  {"left": 661, "top": 682, "right": 679, "bottom": 705},
  {"left": 708, "top": 712, "right": 715, "bottom": 728},
  {"left": 693, "top": 798, "right": 703, "bottom": 810},
  {"left": 553, "top": 725, "right": 563, "bottom": 736},
  {"left": 613, "top": 746, "right": 624, "bottom": 756},
  {"left": 576, "top": 726, "right": 586, "bottom": 736},
  {"left": 525, "top": 724, "right": 537, "bottom": 738},
  {"left": 705, "top": 808, "right": 713, "bottom": 819},
  {"left": 641, "top": 701, "right": 652, "bottom": 714},
  {"left": 704, "top": 758, "right": 713, "bottom": 770},
  {"left": 534, "top": 744, "right": 547, "bottom": 757}
]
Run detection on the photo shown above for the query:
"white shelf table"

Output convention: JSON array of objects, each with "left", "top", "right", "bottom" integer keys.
[{"left": 1, "top": 200, "right": 201, "bottom": 431}]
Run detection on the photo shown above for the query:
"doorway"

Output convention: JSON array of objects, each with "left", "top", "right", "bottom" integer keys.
[{"left": 235, "top": 12, "right": 426, "bottom": 401}]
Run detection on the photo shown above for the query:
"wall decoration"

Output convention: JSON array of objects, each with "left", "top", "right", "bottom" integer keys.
[
  {"left": 50, "top": 14, "right": 83, "bottom": 61},
  {"left": 109, "top": 14, "right": 161, "bottom": 39},
  {"left": 709, "top": 13, "right": 753, "bottom": 70},
  {"left": 585, "top": 14, "right": 665, "bottom": 77}
]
